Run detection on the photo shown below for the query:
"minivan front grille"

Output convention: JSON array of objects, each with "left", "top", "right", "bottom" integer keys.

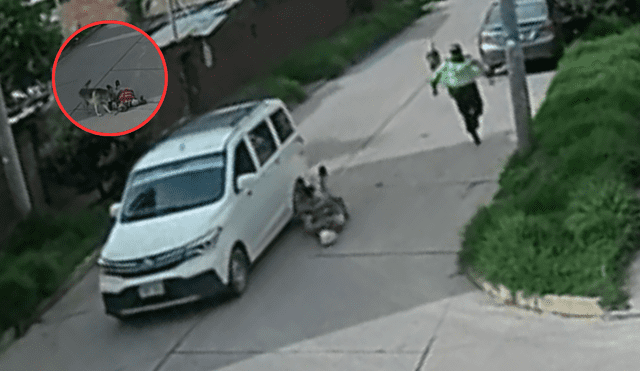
[{"left": 100, "top": 246, "right": 198, "bottom": 278}]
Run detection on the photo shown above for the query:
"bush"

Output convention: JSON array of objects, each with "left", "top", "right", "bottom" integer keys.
[
  {"left": 544, "top": 62, "right": 640, "bottom": 117},
  {"left": 471, "top": 210, "right": 575, "bottom": 297},
  {"left": 333, "top": 25, "right": 382, "bottom": 62},
  {"left": 580, "top": 14, "right": 634, "bottom": 42},
  {"left": 14, "top": 251, "right": 63, "bottom": 299},
  {"left": 0, "top": 206, "right": 108, "bottom": 334},
  {"left": 260, "top": 76, "right": 307, "bottom": 104},
  {"left": 458, "top": 201, "right": 518, "bottom": 272},
  {"left": 555, "top": 125, "right": 640, "bottom": 180},
  {"left": 459, "top": 25, "right": 640, "bottom": 309},
  {"left": 496, "top": 157, "right": 573, "bottom": 215},
  {"left": 273, "top": 41, "right": 351, "bottom": 84},
  {"left": 558, "top": 28, "right": 640, "bottom": 70},
  {"left": 0, "top": 269, "right": 39, "bottom": 332},
  {"left": 4, "top": 212, "right": 66, "bottom": 255},
  {"left": 563, "top": 176, "right": 640, "bottom": 307},
  {"left": 565, "top": 177, "right": 640, "bottom": 250},
  {"left": 4, "top": 207, "right": 109, "bottom": 256}
]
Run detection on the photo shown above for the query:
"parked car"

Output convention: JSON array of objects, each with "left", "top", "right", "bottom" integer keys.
[
  {"left": 477, "top": 0, "right": 565, "bottom": 74},
  {"left": 99, "top": 99, "right": 308, "bottom": 319}
]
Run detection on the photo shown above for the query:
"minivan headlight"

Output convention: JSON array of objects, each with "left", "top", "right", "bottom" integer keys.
[
  {"left": 537, "top": 21, "right": 554, "bottom": 38},
  {"left": 184, "top": 226, "right": 223, "bottom": 258},
  {"left": 480, "top": 31, "right": 503, "bottom": 47}
]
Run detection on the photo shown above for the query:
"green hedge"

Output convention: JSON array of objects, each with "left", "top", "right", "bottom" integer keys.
[
  {"left": 0, "top": 207, "right": 109, "bottom": 334},
  {"left": 460, "top": 25, "right": 640, "bottom": 310}
]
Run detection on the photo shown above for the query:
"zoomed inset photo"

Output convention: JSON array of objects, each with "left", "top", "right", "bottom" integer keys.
[{"left": 53, "top": 21, "right": 167, "bottom": 136}]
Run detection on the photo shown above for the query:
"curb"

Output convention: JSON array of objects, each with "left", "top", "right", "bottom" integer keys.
[
  {"left": 0, "top": 246, "right": 102, "bottom": 355},
  {"left": 466, "top": 269, "right": 607, "bottom": 319}
]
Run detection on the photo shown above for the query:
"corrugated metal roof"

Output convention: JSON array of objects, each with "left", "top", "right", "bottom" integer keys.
[
  {"left": 145, "top": 0, "right": 241, "bottom": 17},
  {"left": 150, "top": 0, "right": 241, "bottom": 49}
]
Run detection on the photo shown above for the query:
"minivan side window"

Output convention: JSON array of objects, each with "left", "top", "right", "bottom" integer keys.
[
  {"left": 234, "top": 140, "right": 256, "bottom": 192},
  {"left": 248, "top": 121, "right": 278, "bottom": 166},
  {"left": 270, "top": 108, "right": 294, "bottom": 143}
]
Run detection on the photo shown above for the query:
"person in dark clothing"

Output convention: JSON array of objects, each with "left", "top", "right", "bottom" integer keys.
[{"left": 430, "top": 43, "right": 493, "bottom": 146}]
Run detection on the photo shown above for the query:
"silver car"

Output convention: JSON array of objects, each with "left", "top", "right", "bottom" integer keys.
[{"left": 478, "top": 0, "right": 564, "bottom": 74}]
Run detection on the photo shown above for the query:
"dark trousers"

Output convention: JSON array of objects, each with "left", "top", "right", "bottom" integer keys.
[{"left": 448, "top": 82, "right": 483, "bottom": 134}]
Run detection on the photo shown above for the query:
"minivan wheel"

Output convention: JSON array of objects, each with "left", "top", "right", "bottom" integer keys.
[{"left": 228, "top": 247, "right": 249, "bottom": 297}]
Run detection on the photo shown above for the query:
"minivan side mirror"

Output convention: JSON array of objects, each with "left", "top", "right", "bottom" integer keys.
[
  {"left": 109, "top": 202, "right": 123, "bottom": 218},
  {"left": 237, "top": 173, "right": 257, "bottom": 191}
]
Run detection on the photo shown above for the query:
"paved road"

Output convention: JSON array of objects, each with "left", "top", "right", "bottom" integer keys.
[
  {"left": 54, "top": 23, "right": 165, "bottom": 134},
  {"left": 0, "top": 0, "right": 557, "bottom": 370}
]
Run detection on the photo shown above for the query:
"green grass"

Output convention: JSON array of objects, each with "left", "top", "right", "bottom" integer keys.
[
  {"left": 0, "top": 207, "right": 109, "bottom": 334},
  {"left": 459, "top": 25, "right": 640, "bottom": 310}
]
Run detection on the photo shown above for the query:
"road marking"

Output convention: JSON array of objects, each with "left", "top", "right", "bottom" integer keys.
[{"left": 87, "top": 32, "right": 141, "bottom": 47}]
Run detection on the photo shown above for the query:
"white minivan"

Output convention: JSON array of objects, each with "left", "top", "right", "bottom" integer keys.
[{"left": 98, "top": 99, "right": 308, "bottom": 319}]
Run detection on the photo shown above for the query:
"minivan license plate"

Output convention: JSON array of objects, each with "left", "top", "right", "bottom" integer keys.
[{"left": 138, "top": 281, "right": 165, "bottom": 298}]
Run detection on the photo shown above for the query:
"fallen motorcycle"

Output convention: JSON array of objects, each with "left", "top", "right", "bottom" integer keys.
[{"left": 293, "top": 165, "right": 349, "bottom": 247}]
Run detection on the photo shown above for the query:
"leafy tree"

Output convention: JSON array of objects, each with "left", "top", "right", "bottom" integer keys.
[
  {"left": 548, "top": 0, "right": 639, "bottom": 42},
  {"left": 551, "top": 0, "right": 639, "bottom": 20},
  {"left": 42, "top": 107, "right": 151, "bottom": 202},
  {"left": 0, "top": 0, "right": 62, "bottom": 102}
]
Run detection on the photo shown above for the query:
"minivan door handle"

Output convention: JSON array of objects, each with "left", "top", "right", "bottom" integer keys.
[{"left": 274, "top": 157, "right": 280, "bottom": 165}]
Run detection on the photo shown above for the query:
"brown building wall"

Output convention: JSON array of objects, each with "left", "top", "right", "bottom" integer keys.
[{"left": 149, "top": 0, "right": 351, "bottom": 140}]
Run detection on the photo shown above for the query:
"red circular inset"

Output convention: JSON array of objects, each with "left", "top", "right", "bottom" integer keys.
[{"left": 52, "top": 20, "right": 168, "bottom": 137}]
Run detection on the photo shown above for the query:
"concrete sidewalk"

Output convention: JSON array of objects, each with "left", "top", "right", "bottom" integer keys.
[{"left": 216, "top": 291, "right": 640, "bottom": 371}]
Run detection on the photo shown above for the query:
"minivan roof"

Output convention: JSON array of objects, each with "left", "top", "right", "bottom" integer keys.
[{"left": 132, "top": 99, "right": 282, "bottom": 171}]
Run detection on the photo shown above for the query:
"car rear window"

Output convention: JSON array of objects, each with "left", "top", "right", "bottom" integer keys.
[{"left": 486, "top": 2, "right": 548, "bottom": 25}]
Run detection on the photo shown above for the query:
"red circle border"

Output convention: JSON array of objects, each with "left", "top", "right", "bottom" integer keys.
[{"left": 51, "top": 20, "right": 169, "bottom": 137}]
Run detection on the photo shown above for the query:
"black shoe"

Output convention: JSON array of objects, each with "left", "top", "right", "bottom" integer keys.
[{"left": 471, "top": 131, "right": 481, "bottom": 146}]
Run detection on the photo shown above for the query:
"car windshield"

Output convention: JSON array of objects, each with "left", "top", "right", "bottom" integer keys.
[
  {"left": 121, "top": 153, "right": 226, "bottom": 222},
  {"left": 486, "top": 2, "right": 548, "bottom": 25}
]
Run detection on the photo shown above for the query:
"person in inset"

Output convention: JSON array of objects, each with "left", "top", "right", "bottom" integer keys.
[{"left": 430, "top": 43, "right": 494, "bottom": 146}]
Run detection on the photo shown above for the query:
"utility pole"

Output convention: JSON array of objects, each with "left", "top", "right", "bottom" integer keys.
[
  {"left": 500, "top": 0, "right": 532, "bottom": 151},
  {"left": 0, "top": 84, "right": 32, "bottom": 219},
  {"left": 165, "top": 0, "right": 179, "bottom": 40}
]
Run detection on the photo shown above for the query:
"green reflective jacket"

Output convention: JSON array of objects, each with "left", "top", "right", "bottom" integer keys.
[{"left": 430, "top": 57, "right": 485, "bottom": 92}]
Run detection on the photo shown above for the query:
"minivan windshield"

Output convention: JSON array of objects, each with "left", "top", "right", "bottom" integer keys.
[
  {"left": 121, "top": 153, "right": 226, "bottom": 223},
  {"left": 487, "top": 2, "right": 548, "bottom": 26}
]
